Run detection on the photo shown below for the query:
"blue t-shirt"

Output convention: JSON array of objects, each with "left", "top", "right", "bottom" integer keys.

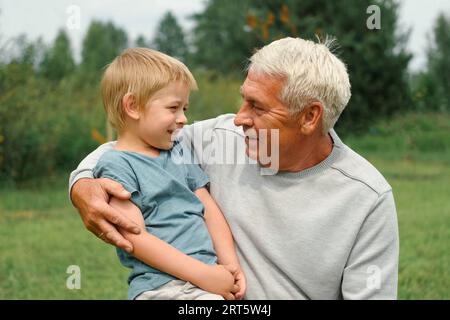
[{"left": 93, "top": 141, "right": 217, "bottom": 300}]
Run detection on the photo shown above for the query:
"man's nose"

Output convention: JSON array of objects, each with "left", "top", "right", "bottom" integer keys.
[{"left": 234, "top": 103, "right": 253, "bottom": 127}]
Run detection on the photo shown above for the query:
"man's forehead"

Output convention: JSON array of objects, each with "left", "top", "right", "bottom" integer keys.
[
  {"left": 240, "top": 73, "right": 264, "bottom": 94},
  {"left": 239, "top": 81, "right": 256, "bottom": 98},
  {"left": 240, "top": 72, "right": 284, "bottom": 97}
]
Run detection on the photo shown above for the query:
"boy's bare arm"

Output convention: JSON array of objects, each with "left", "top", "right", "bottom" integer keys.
[
  {"left": 109, "top": 197, "right": 237, "bottom": 299},
  {"left": 195, "top": 187, "right": 246, "bottom": 299}
]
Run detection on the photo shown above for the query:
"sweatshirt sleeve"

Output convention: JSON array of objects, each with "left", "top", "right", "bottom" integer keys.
[{"left": 341, "top": 190, "right": 399, "bottom": 299}]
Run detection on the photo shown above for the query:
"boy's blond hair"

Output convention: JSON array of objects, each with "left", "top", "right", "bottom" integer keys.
[{"left": 101, "top": 48, "right": 198, "bottom": 131}]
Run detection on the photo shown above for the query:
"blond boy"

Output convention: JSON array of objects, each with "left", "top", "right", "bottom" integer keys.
[{"left": 93, "top": 48, "right": 245, "bottom": 300}]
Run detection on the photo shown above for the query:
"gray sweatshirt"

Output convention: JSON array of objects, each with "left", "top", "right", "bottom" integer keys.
[{"left": 69, "top": 114, "right": 399, "bottom": 300}]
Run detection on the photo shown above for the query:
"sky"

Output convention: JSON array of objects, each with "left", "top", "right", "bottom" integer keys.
[{"left": 1, "top": 0, "right": 449, "bottom": 71}]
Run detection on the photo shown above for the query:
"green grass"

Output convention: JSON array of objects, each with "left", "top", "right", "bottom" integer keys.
[
  {"left": 0, "top": 177, "right": 128, "bottom": 299},
  {"left": 362, "top": 158, "right": 450, "bottom": 299},
  {"left": 1, "top": 113, "right": 449, "bottom": 299}
]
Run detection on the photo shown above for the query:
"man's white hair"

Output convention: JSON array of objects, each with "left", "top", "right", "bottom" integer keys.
[{"left": 248, "top": 36, "right": 351, "bottom": 134}]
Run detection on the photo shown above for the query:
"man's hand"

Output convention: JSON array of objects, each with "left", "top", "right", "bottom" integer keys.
[{"left": 70, "top": 178, "right": 141, "bottom": 252}]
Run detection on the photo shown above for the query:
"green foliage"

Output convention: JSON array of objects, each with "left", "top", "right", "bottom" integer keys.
[
  {"left": 0, "top": 35, "right": 106, "bottom": 184},
  {"left": 81, "top": 20, "right": 128, "bottom": 75},
  {"left": 6, "top": 35, "right": 46, "bottom": 68},
  {"left": 345, "top": 112, "right": 450, "bottom": 164},
  {"left": 1, "top": 5, "right": 449, "bottom": 184},
  {"left": 190, "top": 0, "right": 261, "bottom": 74},
  {"left": 413, "top": 13, "right": 450, "bottom": 112},
  {"left": 188, "top": 71, "right": 242, "bottom": 122},
  {"left": 153, "top": 11, "right": 188, "bottom": 62},
  {"left": 135, "top": 35, "right": 148, "bottom": 47},
  {"left": 40, "top": 30, "right": 75, "bottom": 81},
  {"left": 0, "top": 66, "right": 104, "bottom": 183},
  {"left": 191, "top": 0, "right": 412, "bottom": 134},
  {"left": 410, "top": 71, "right": 436, "bottom": 111}
]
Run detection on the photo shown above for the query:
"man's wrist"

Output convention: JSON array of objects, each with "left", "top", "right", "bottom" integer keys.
[{"left": 69, "top": 177, "right": 93, "bottom": 207}]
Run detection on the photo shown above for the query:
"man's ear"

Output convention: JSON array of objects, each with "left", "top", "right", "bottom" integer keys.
[
  {"left": 298, "top": 101, "right": 323, "bottom": 135},
  {"left": 122, "top": 93, "right": 140, "bottom": 120}
]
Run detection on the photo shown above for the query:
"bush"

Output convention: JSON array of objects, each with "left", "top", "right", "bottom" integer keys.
[
  {"left": 344, "top": 112, "right": 450, "bottom": 163},
  {"left": 0, "top": 67, "right": 105, "bottom": 184}
]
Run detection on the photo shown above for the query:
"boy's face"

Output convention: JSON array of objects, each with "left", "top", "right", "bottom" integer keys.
[{"left": 138, "top": 81, "right": 190, "bottom": 150}]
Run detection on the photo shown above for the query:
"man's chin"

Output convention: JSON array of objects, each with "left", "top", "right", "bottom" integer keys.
[{"left": 245, "top": 146, "right": 274, "bottom": 168}]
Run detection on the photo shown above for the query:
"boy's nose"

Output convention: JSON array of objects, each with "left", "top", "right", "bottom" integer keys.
[{"left": 176, "top": 112, "right": 187, "bottom": 125}]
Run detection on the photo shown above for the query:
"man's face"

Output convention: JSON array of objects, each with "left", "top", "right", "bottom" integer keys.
[{"left": 234, "top": 70, "right": 301, "bottom": 165}]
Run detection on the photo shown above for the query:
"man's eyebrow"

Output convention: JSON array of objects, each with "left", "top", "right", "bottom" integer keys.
[
  {"left": 239, "top": 86, "right": 262, "bottom": 106},
  {"left": 239, "top": 86, "right": 253, "bottom": 100}
]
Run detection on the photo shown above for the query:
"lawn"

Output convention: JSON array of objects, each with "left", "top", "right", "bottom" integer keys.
[{"left": 0, "top": 176, "right": 128, "bottom": 299}]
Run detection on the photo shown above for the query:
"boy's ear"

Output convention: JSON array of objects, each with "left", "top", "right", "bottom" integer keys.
[
  {"left": 122, "top": 93, "right": 140, "bottom": 120},
  {"left": 298, "top": 101, "right": 323, "bottom": 135}
]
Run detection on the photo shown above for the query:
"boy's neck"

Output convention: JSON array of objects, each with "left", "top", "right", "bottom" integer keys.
[{"left": 115, "top": 130, "right": 160, "bottom": 158}]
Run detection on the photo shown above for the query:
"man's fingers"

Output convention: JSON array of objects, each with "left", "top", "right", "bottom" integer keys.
[
  {"left": 95, "top": 220, "right": 134, "bottom": 253},
  {"left": 98, "top": 202, "right": 140, "bottom": 234},
  {"left": 100, "top": 178, "right": 131, "bottom": 200}
]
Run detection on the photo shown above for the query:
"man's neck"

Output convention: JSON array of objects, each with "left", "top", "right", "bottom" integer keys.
[{"left": 279, "top": 133, "right": 334, "bottom": 172}]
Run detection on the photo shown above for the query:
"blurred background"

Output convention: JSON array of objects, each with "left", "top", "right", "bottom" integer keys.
[{"left": 0, "top": 0, "right": 449, "bottom": 299}]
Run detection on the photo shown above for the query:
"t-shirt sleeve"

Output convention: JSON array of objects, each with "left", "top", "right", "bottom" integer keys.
[
  {"left": 185, "top": 163, "right": 209, "bottom": 192},
  {"left": 93, "top": 152, "right": 142, "bottom": 208}
]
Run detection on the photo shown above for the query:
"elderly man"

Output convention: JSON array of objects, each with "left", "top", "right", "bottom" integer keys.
[{"left": 69, "top": 37, "right": 399, "bottom": 299}]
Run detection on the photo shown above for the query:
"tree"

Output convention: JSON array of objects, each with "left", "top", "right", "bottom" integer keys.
[
  {"left": 425, "top": 13, "right": 450, "bottom": 111},
  {"left": 81, "top": 20, "right": 128, "bottom": 75},
  {"left": 135, "top": 35, "right": 148, "bottom": 47},
  {"left": 192, "top": 0, "right": 412, "bottom": 133},
  {"left": 153, "top": 11, "right": 188, "bottom": 61},
  {"left": 190, "top": 0, "right": 262, "bottom": 74},
  {"left": 40, "top": 29, "right": 75, "bottom": 81}
]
